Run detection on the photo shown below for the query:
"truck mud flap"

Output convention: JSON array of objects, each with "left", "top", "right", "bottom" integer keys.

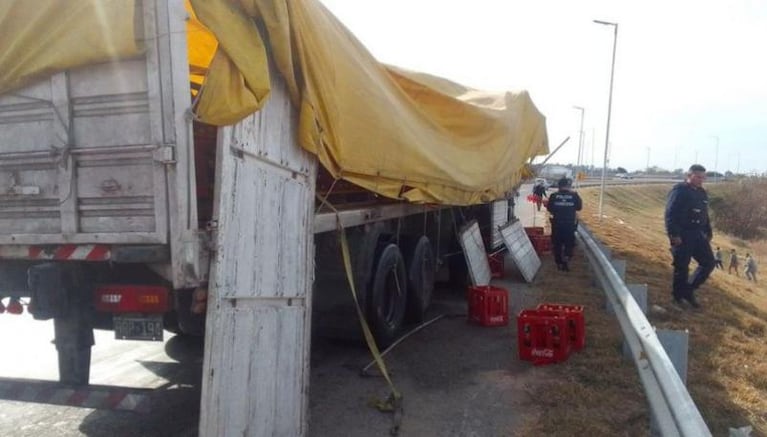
[{"left": 26, "top": 263, "right": 75, "bottom": 320}]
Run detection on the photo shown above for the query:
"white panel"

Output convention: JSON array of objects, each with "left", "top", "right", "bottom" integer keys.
[
  {"left": 202, "top": 304, "right": 306, "bottom": 437},
  {"left": 500, "top": 220, "right": 541, "bottom": 283},
  {"left": 490, "top": 199, "right": 509, "bottom": 250},
  {"left": 201, "top": 52, "right": 316, "bottom": 436},
  {"left": 459, "top": 221, "right": 491, "bottom": 286}
]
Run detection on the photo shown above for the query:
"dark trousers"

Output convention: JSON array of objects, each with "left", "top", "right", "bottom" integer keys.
[
  {"left": 551, "top": 225, "right": 576, "bottom": 266},
  {"left": 671, "top": 231, "right": 716, "bottom": 298}
]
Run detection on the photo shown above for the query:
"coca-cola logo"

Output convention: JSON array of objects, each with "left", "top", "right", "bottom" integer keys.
[{"left": 531, "top": 348, "right": 554, "bottom": 358}]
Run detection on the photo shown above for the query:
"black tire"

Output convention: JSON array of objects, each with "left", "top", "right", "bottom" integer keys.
[
  {"left": 367, "top": 243, "right": 408, "bottom": 347},
  {"left": 402, "top": 236, "right": 435, "bottom": 323}
]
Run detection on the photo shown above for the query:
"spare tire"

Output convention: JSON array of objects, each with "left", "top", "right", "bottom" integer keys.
[
  {"left": 401, "top": 236, "right": 435, "bottom": 323},
  {"left": 368, "top": 243, "right": 408, "bottom": 347}
]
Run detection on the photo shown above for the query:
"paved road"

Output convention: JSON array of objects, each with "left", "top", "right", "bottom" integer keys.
[{"left": 0, "top": 316, "right": 202, "bottom": 436}]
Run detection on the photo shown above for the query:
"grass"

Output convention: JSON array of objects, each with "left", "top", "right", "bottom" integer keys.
[{"left": 515, "top": 183, "right": 767, "bottom": 436}]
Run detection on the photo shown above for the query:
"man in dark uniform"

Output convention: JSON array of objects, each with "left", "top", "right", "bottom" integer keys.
[
  {"left": 546, "top": 177, "right": 582, "bottom": 271},
  {"left": 665, "top": 164, "right": 715, "bottom": 308},
  {"left": 532, "top": 181, "right": 547, "bottom": 211}
]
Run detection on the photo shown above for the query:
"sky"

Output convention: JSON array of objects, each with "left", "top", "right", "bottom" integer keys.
[{"left": 318, "top": 0, "right": 767, "bottom": 174}]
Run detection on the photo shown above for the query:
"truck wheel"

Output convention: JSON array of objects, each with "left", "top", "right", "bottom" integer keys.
[
  {"left": 163, "top": 311, "right": 182, "bottom": 335},
  {"left": 402, "top": 236, "right": 435, "bottom": 323},
  {"left": 368, "top": 243, "right": 408, "bottom": 347}
]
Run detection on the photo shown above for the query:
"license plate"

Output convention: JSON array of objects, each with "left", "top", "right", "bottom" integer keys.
[{"left": 114, "top": 314, "right": 164, "bottom": 341}]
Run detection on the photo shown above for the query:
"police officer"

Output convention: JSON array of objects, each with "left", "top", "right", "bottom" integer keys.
[
  {"left": 665, "top": 164, "right": 715, "bottom": 308},
  {"left": 546, "top": 177, "right": 582, "bottom": 271}
]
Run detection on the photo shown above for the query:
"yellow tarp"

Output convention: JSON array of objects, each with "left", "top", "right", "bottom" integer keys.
[
  {"left": 0, "top": 0, "right": 548, "bottom": 205},
  {"left": 0, "top": 0, "right": 140, "bottom": 96},
  {"left": 188, "top": 0, "right": 548, "bottom": 204}
]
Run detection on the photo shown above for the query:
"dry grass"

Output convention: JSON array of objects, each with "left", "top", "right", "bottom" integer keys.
[
  {"left": 515, "top": 183, "right": 767, "bottom": 436},
  {"left": 577, "top": 184, "right": 767, "bottom": 436},
  {"left": 513, "top": 229, "right": 649, "bottom": 435}
]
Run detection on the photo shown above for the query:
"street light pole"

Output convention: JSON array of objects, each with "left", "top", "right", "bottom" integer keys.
[
  {"left": 594, "top": 19, "right": 618, "bottom": 221},
  {"left": 711, "top": 135, "right": 719, "bottom": 182},
  {"left": 646, "top": 146, "right": 650, "bottom": 172},
  {"left": 573, "top": 105, "right": 585, "bottom": 187}
]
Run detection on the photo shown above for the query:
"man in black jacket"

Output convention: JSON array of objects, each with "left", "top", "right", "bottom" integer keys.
[
  {"left": 665, "top": 164, "right": 715, "bottom": 308},
  {"left": 546, "top": 177, "right": 582, "bottom": 271}
]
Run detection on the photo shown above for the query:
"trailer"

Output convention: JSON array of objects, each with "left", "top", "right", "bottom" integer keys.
[{"left": 0, "top": 1, "right": 548, "bottom": 435}]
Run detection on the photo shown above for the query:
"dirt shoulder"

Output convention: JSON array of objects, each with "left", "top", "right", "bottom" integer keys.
[{"left": 309, "top": 238, "right": 648, "bottom": 436}]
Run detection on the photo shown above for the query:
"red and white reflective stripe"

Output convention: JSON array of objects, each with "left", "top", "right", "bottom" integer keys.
[
  {"left": 0, "top": 244, "right": 111, "bottom": 261},
  {"left": 0, "top": 379, "right": 150, "bottom": 413}
]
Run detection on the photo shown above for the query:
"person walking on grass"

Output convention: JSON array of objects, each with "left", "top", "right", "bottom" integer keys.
[
  {"left": 547, "top": 177, "right": 582, "bottom": 272},
  {"left": 665, "top": 164, "right": 715, "bottom": 309},
  {"left": 745, "top": 254, "right": 757, "bottom": 282},
  {"left": 714, "top": 246, "right": 724, "bottom": 269},
  {"left": 729, "top": 249, "right": 739, "bottom": 276}
]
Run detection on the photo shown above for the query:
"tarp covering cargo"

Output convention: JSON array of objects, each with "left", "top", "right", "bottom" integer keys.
[{"left": 0, "top": 0, "right": 549, "bottom": 205}]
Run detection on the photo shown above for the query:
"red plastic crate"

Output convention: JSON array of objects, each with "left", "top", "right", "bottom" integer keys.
[
  {"left": 524, "top": 226, "right": 545, "bottom": 237},
  {"left": 530, "top": 234, "right": 552, "bottom": 255},
  {"left": 537, "top": 303, "right": 585, "bottom": 351},
  {"left": 468, "top": 285, "right": 509, "bottom": 327},
  {"left": 487, "top": 252, "right": 505, "bottom": 279},
  {"left": 516, "top": 309, "right": 572, "bottom": 365}
]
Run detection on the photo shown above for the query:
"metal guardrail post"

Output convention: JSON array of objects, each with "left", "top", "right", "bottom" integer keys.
[{"left": 577, "top": 224, "right": 711, "bottom": 437}]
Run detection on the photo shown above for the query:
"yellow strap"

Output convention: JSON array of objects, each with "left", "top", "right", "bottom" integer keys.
[{"left": 338, "top": 226, "right": 403, "bottom": 413}]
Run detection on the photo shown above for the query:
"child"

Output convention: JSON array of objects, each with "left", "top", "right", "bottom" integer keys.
[
  {"left": 745, "top": 253, "right": 758, "bottom": 282},
  {"left": 714, "top": 246, "right": 724, "bottom": 269},
  {"left": 728, "top": 249, "right": 739, "bottom": 276}
]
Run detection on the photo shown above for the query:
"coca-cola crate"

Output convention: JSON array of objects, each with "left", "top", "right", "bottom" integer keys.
[
  {"left": 487, "top": 252, "right": 505, "bottom": 279},
  {"left": 530, "top": 234, "right": 552, "bottom": 255},
  {"left": 524, "top": 226, "right": 545, "bottom": 237},
  {"left": 468, "top": 285, "right": 509, "bottom": 327},
  {"left": 537, "top": 304, "right": 585, "bottom": 351},
  {"left": 517, "top": 309, "right": 572, "bottom": 365}
]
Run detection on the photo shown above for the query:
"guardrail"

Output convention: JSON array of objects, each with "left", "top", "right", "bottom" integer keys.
[{"left": 577, "top": 224, "right": 711, "bottom": 437}]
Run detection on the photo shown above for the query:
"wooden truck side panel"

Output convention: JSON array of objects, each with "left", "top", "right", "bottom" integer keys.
[{"left": 200, "top": 56, "right": 317, "bottom": 436}]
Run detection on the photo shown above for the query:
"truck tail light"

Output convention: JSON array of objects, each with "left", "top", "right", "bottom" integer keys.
[
  {"left": 6, "top": 297, "right": 23, "bottom": 315},
  {"left": 95, "top": 285, "right": 170, "bottom": 313}
]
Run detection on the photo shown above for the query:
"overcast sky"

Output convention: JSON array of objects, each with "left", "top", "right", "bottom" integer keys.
[{"left": 318, "top": 0, "right": 767, "bottom": 174}]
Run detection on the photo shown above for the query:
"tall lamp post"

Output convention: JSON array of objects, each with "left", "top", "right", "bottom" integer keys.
[
  {"left": 710, "top": 135, "right": 719, "bottom": 182},
  {"left": 573, "top": 105, "right": 585, "bottom": 187},
  {"left": 593, "top": 19, "right": 618, "bottom": 221},
  {"left": 646, "top": 146, "right": 651, "bottom": 172}
]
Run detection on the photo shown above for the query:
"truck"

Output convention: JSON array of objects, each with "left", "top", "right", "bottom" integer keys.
[
  {"left": 537, "top": 165, "right": 574, "bottom": 186},
  {"left": 0, "top": 1, "right": 548, "bottom": 434}
]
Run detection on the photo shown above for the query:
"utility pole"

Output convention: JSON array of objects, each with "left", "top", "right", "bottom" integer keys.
[
  {"left": 573, "top": 106, "right": 585, "bottom": 187},
  {"left": 593, "top": 19, "right": 619, "bottom": 221},
  {"left": 711, "top": 135, "right": 719, "bottom": 182},
  {"left": 591, "top": 128, "right": 596, "bottom": 173},
  {"left": 646, "top": 146, "right": 650, "bottom": 172}
]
